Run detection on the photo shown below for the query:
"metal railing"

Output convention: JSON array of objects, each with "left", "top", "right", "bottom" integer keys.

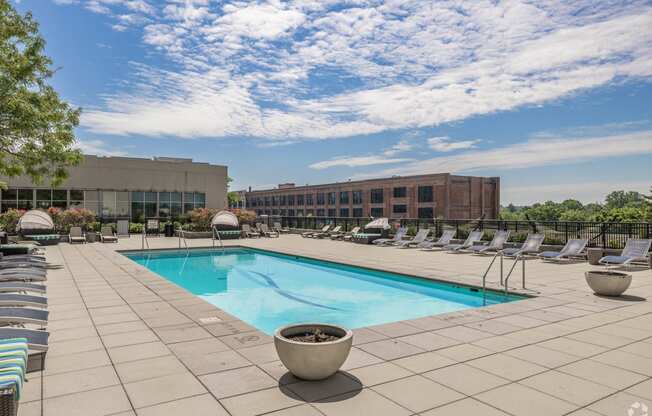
[{"left": 264, "top": 216, "right": 651, "bottom": 250}]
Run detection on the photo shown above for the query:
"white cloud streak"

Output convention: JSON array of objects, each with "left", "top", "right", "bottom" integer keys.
[
  {"left": 428, "top": 137, "right": 480, "bottom": 152},
  {"left": 309, "top": 155, "right": 414, "bottom": 170}
]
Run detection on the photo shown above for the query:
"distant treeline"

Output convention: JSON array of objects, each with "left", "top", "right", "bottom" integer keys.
[{"left": 500, "top": 189, "right": 652, "bottom": 222}]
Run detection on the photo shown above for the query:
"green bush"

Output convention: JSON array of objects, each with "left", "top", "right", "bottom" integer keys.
[
  {"left": 0, "top": 209, "right": 24, "bottom": 234},
  {"left": 129, "top": 223, "right": 144, "bottom": 234}
]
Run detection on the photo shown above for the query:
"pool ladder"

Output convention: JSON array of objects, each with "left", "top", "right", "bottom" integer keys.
[
  {"left": 212, "top": 226, "right": 225, "bottom": 253},
  {"left": 481, "top": 252, "right": 528, "bottom": 304},
  {"left": 177, "top": 229, "right": 189, "bottom": 251}
]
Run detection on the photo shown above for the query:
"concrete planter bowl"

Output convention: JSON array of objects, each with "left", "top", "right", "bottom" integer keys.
[
  {"left": 274, "top": 323, "right": 353, "bottom": 381},
  {"left": 585, "top": 270, "right": 632, "bottom": 297}
]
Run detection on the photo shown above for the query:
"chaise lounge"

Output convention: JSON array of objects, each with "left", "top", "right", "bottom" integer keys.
[
  {"left": 599, "top": 238, "right": 652, "bottom": 268},
  {"left": 539, "top": 238, "right": 588, "bottom": 262}
]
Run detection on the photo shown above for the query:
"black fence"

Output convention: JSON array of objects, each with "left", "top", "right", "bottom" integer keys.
[{"left": 267, "top": 216, "right": 651, "bottom": 250}]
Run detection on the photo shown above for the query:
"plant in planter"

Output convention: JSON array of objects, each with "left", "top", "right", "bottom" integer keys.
[
  {"left": 585, "top": 270, "right": 632, "bottom": 296},
  {"left": 274, "top": 323, "right": 353, "bottom": 381}
]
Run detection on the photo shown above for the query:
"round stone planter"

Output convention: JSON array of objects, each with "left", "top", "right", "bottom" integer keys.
[
  {"left": 274, "top": 323, "right": 353, "bottom": 381},
  {"left": 585, "top": 270, "right": 632, "bottom": 297}
]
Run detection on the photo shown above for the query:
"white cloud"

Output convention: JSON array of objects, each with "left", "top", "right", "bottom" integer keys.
[
  {"left": 309, "top": 155, "right": 413, "bottom": 170},
  {"left": 428, "top": 136, "right": 480, "bottom": 152},
  {"left": 48, "top": 0, "right": 652, "bottom": 142},
  {"left": 364, "top": 130, "right": 652, "bottom": 177},
  {"left": 383, "top": 140, "right": 413, "bottom": 156},
  {"left": 76, "top": 139, "right": 129, "bottom": 156}
]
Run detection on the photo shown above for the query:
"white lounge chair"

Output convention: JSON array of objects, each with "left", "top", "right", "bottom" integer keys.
[
  {"left": 341, "top": 227, "right": 361, "bottom": 241},
  {"left": 68, "top": 227, "right": 86, "bottom": 244},
  {"left": 470, "top": 230, "right": 511, "bottom": 254},
  {"left": 303, "top": 225, "right": 330, "bottom": 238},
  {"left": 373, "top": 227, "right": 407, "bottom": 246},
  {"left": 260, "top": 223, "right": 279, "bottom": 238},
  {"left": 242, "top": 224, "right": 260, "bottom": 238},
  {"left": 539, "top": 238, "right": 588, "bottom": 261},
  {"left": 100, "top": 226, "right": 118, "bottom": 243},
  {"left": 502, "top": 233, "right": 544, "bottom": 257},
  {"left": 599, "top": 239, "right": 651, "bottom": 268},
  {"left": 396, "top": 229, "right": 430, "bottom": 248},
  {"left": 419, "top": 229, "right": 456, "bottom": 250},
  {"left": 445, "top": 230, "right": 484, "bottom": 252}
]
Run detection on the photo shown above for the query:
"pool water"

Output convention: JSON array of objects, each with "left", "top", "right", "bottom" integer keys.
[{"left": 124, "top": 248, "right": 523, "bottom": 335}]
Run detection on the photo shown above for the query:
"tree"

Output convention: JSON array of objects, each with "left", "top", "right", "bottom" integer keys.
[
  {"left": 604, "top": 190, "right": 644, "bottom": 209},
  {"left": 227, "top": 191, "right": 240, "bottom": 207},
  {"left": 0, "top": 1, "right": 81, "bottom": 188}
]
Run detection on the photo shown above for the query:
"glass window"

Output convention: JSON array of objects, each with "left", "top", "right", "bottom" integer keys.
[
  {"left": 194, "top": 193, "right": 205, "bottom": 205},
  {"left": 35, "top": 200, "right": 50, "bottom": 209},
  {"left": 370, "top": 207, "right": 384, "bottom": 217},
  {"left": 316, "top": 209, "right": 325, "bottom": 216},
  {"left": 352, "top": 190, "right": 363, "bottom": 204},
  {"left": 306, "top": 194, "right": 313, "bottom": 205},
  {"left": 328, "top": 192, "right": 336, "bottom": 205},
  {"left": 159, "top": 192, "right": 170, "bottom": 203},
  {"left": 53, "top": 189, "right": 67, "bottom": 201},
  {"left": 272, "top": 209, "right": 279, "bottom": 215},
  {"left": 171, "top": 192, "right": 182, "bottom": 203},
  {"left": 17, "top": 200, "right": 33, "bottom": 210},
  {"left": 264, "top": 197, "right": 270, "bottom": 207},
  {"left": 340, "top": 208, "right": 349, "bottom": 217},
  {"left": 102, "top": 191, "right": 116, "bottom": 217},
  {"left": 288, "top": 195, "right": 295, "bottom": 206},
  {"left": 370, "top": 188, "right": 383, "bottom": 203},
  {"left": 296, "top": 210, "right": 304, "bottom": 217},
  {"left": 306, "top": 209, "right": 314, "bottom": 217},
  {"left": 18, "top": 189, "right": 33, "bottom": 200},
  {"left": 296, "top": 194, "right": 304, "bottom": 205},
  {"left": 145, "top": 192, "right": 157, "bottom": 203},
  {"left": 1, "top": 189, "right": 17, "bottom": 200},
  {"left": 339, "top": 191, "right": 349, "bottom": 204},
  {"left": 36, "top": 189, "right": 51, "bottom": 200},
  {"left": 328, "top": 208, "right": 336, "bottom": 217},
  {"left": 393, "top": 204, "right": 407, "bottom": 213},
  {"left": 418, "top": 186, "right": 433, "bottom": 203},
  {"left": 418, "top": 207, "right": 434, "bottom": 218},
  {"left": 184, "top": 192, "right": 193, "bottom": 204},
  {"left": 316, "top": 193, "right": 325, "bottom": 205},
  {"left": 353, "top": 207, "right": 363, "bottom": 217},
  {"left": 288, "top": 209, "right": 295, "bottom": 216},
  {"left": 393, "top": 187, "right": 406, "bottom": 198},
  {"left": 70, "top": 190, "right": 84, "bottom": 201},
  {"left": 279, "top": 195, "right": 286, "bottom": 205}
]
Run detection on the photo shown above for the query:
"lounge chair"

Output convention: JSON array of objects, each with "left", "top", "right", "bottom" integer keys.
[
  {"left": 273, "top": 222, "right": 290, "bottom": 234},
  {"left": 0, "top": 266, "right": 46, "bottom": 276},
  {"left": 599, "top": 239, "right": 652, "bottom": 268},
  {"left": 539, "top": 238, "right": 588, "bottom": 261},
  {"left": 419, "top": 229, "right": 456, "bottom": 250},
  {"left": 341, "top": 227, "right": 361, "bottom": 241},
  {"left": 0, "top": 260, "right": 47, "bottom": 270},
  {"left": 68, "top": 227, "right": 86, "bottom": 244},
  {"left": 469, "top": 230, "right": 511, "bottom": 254},
  {"left": 0, "top": 244, "right": 40, "bottom": 256},
  {"left": 0, "top": 282, "right": 46, "bottom": 294},
  {"left": 242, "top": 224, "right": 260, "bottom": 238},
  {"left": 373, "top": 227, "right": 408, "bottom": 246},
  {"left": 0, "top": 272, "right": 46, "bottom": 282},
  {"left": 260, "top": 223, "right": 279, "bottom": 238},
  {"left": 0, "top": 308, "right": 48, "bottom": 327},
  {"left": 0, "top": 328, "right": 49, "bottom": 372},
  {"left": 0, "top": 294, "right": 47, "bottom": 309},
  {"left": 315, "top": 225, "right": 341, "bottom": 239},
  {"left": 502, "top": 233, "right": 545, "bottom": 257},
  {"left": 100, "top": 226, "right": 118, "bottom": 243},
  {"left": 396, "top": 229, "right": 430, "bottom": 248},
  {"left": 303, "top": 225, "right": 330, "bottom": 238},
  {"left": 445, "top": 230, "right": 484, "bottom": 252}
]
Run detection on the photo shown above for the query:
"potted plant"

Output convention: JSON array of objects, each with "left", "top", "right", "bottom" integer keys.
[
  {"left": 274, "top": 323, "right": 353, "bottom": 381},
  {"left": 585, "top": 270, "right": 632, "bottom": 296}
]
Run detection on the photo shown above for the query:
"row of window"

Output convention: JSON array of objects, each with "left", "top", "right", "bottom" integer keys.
[
  {"left": 249, "top": 186, "right": 434, "bottom": 208},
  {"left": 0, "top": 188, "right": 205, "bottom": 218},
  {"left": 254, "top": 207, "right": 435, "bottom": 218}
]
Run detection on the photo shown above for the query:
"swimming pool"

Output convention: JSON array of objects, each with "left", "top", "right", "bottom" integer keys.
[{"left": 124, "top": 248, "right": 524, "bottom": 335}]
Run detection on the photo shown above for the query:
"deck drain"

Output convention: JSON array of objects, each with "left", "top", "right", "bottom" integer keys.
[{"left": 199, "top": 316, "right": 223, "bottom": 324}]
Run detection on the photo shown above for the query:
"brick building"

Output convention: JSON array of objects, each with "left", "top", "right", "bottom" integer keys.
[{"left": 245, "top": 174, "right": 499, "bottom": 219}]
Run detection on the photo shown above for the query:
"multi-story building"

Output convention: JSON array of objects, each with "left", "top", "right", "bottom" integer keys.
[
  {"left": 0, "top": 155, "right": 228, "bottom": 220},
  {"left": 245, "top": 173, "right": 500, "bottom": 219}
]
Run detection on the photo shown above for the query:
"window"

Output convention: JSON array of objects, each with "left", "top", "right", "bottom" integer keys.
[
  {"left": 271, "top": 196, "right": 278, "bottom": 206},
  {"left": 102, "top": 191, "right": 117, "bottom": 217},
  {"left": 36, "top": 189, "right": 51, "bottom": 209},
  {"left": 352, "top": 190, "right": 363, "bottom": 204},
  {"left": 288, "top": 209, "right": 295, "bottom": 216},
  {"left": 296, "top": 194, "right": 304, "bottom": 205},
  {"left": 327, "top": 208, "right": 336, "bottom": 217},
  {"left": 370, "top": 188, "right": 383, "bottom": 204},
  {"left": 0, "top": 188, "right": 33, "bottom": 212},
  {"left": 52, "top": 190, "right": 67, "bottom": 209},
  {"left": 340, "top": 208, "right": 349, "bottom": 217},
  {"left": 306, "top": 194, "right": 313, "bottom": 205},
  {"left": 306, "top": 209, "right": 314, "bottom": 217},
  {"left": 328, "top": 192, "right": 336, "bottom": 205},
  {"left": 316, "top": 193, "right": 325, "bottom": 205},
  {"left": 85, "top": 190, "right": 100, "bottom": 215},
  {"left": 170, "top": 192, "right": 182, "bottom": 217},
  {"left": 296, "top": 210, "right": 304, "bottom": 217},
  {"left": 316, "top": 209, "right": 325, "bottom": 216},
  {"left": 272, "top": 209, "right": 279, "bottom": 215},
  {"left": 393, "top": 187, "right": 407, "bottom": 198},
  {"left": 418, "top": 207, "right": 434, "bottom": 219},
  {"left": 418, "top": 186, "right": 433, "bottom": 203},
  {"left": 370, "top": 207, "right": 384, "bottom": 217},
  {"left": 194, "top": 192, "right": 205, "bottom": 208},
  {"left": 339, "top": 191, "right": 349, "bottom": 204},
  {"left": 264, "top": 196, "right": 270, "bottom": 207},
  {"left": 353, "top": 208, "right": 363, "bottom": 217},
  {"left": 288, "top": 195, "right": 295, "bottom": 206},
  {"left": 393, "top": 204, "right": 407, "bottom": 214},
  {"left": 279, "top": 195, "right": 286, "bottom": 205},
  {"left": 144, "top": 192, "right": 157, "bottom": 217},
  {"left": 69, "top": 190, "right": 84, "bottom": 209}
]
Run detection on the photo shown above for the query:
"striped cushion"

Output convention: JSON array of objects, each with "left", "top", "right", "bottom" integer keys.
[{"left": 0, "top": 339, "right": 28, "bottom": 400}]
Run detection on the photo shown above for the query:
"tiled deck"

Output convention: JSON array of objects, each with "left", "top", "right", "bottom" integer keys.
[{"left": 19, "top": 235, "right": 652, "bottom": 416}]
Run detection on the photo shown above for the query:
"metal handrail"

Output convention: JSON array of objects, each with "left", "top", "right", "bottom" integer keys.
[
  {"left": 212, "top": 226, "right": 224, "bottom": 252},
  {"left": 503, "top": 255, "right": 528, "bottom": 295},
  {"left": 141, "top": 229, "right": 150, "bottom": 251},
  {"left": 481, "top": 252, "right": 503, "bottom": 306},
  {"left": 177, "top": 229, "right": 188, "bottom": 251}
]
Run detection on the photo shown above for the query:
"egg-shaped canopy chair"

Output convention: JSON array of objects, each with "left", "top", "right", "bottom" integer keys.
[
  {"left": 211, "top": 210, "right": 239, "bottom": 231},
  {"left": 364, "top": 217, "right": 390, "bottom": 231},
  {"left": 17, "top": 210, "right": 55, "bottom": 236}
]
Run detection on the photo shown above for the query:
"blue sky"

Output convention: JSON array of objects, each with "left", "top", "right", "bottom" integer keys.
[{"left": 13, "top": 0, "right": 652, "bottom": 204}]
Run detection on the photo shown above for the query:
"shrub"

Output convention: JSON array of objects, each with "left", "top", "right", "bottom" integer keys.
[
  {"left": 0, "top": 209, "right": 25, "bottom": 234},
  {"left": 57, "top": 208, "right": 96, "bottom": 233},
  {"left": 230, "top": 209, "right": 256, "bottom": 225},
  {"left": 129, "top": 223, "right": 144, "bottom": 234},
  {"left": 187, "top": 208, "right": 218, "bottom": 231}
]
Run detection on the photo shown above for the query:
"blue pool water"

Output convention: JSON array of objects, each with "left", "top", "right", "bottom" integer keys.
[{"left": 124, "top": 248, "right": 523, "bottom": 335}]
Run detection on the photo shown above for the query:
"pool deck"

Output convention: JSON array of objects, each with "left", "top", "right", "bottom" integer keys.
[{"left": 20, "top": 234, "right": 652, "bottom": 416}]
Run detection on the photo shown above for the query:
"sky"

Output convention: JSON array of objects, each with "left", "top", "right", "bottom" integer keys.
[{"left": 12, "top": 0, "right": 652, "bottom": 205}]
